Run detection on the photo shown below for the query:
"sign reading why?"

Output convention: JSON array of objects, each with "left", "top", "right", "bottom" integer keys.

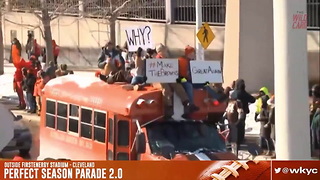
[
  {"left": 125, "top": 26, "right": 153, "bottom": 52},
  {"left": 190, "top": 61, "right": 223, "bottom": 83},
  {"left": 145, "top": 59, "right": 179, "bottom": 83}
]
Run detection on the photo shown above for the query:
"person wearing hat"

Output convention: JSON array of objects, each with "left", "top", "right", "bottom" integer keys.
[
  {"left": 154, "top": 43, "right": 198, "bottom": 119},
  {"left": 177, "top": 45, "right": 224, "bottom": 106},
  {"left": 98, "top": 41, "right": 125, "bottom": 75}
]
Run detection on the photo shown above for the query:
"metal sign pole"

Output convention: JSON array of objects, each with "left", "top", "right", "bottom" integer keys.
[{"left": 196, "top": 0, "right": 204, "bottom": 61}]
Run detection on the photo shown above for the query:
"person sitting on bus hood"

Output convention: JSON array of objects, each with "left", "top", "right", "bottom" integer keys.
[
  {"left": 177, "top": 45, "right": 223, "bottom": 105},
  {"left": 97, "top": 41, "right": 125, "bottom": 72},
  {"left": 154, "top": 43, "right": 198, "bottom": 119}
]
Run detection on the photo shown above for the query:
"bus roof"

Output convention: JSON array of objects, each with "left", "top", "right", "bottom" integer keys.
[{"left": 43, "top": 75, "right": 163, "bottom": 118}]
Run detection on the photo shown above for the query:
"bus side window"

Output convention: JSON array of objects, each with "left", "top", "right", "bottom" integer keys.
[
  {"left": 69, "top": 104, "right": 79, "bottom": 133},
  {"left": 80, "top": 108, "right": 92, "bottom": 139},
  {"left": 108, "top": 118, "right": 114, "bottom": 144},
  {"left": 57, "top": 102, "right": 67, "bottom": 132},
  {"left": 94, "top": 111, "right": 106, "bottom": 143},
  {"left": 46, "top": 100, "right": 56, "bottom": 129},
  {"left": 117, "top": 121, "right": 129, "bottom": 147}
]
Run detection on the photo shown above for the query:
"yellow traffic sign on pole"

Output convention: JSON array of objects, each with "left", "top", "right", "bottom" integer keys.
[{"left": 196, "top": 22, "right": 215, "bottom": 49}]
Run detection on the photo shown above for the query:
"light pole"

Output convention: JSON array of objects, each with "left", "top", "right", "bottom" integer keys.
[
  {"left": 273, "top": 0, "right": 311, "bottom": 160},
  {"left": 195, "top": 0, "right": 204, "bottom": 61}
]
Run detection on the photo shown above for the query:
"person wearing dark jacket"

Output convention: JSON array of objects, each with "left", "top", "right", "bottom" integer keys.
[
  {"left": 25, "top": 69, "right": 37, "bottom": 114},
  {"left": 97, "top": 41, "right": 125, "bottom": 72},
  {"left": 230, "top": 79, "right": 256, "bottom": 145}
]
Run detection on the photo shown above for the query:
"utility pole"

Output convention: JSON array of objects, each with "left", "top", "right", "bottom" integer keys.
[
  {"left": 195, "top": 0, "right": 204, "bottom": 61},
  {"left": 273, "top": 0, "right": 311, "bottom": 160}
]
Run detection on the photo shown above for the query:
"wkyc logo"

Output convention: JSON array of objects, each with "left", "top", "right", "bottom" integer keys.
[{"left": 274, "top": 167, "right": 318, "bottom": 175}]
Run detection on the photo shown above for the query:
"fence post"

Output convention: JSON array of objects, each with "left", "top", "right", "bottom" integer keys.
[
  {"left": 79, "top": 0, "right": 84, "bottom": 16},
  {"left": 5, "top": 0, "right": 11, "bottom": 12},
  {"left": 165, "top": 0, "right": 176, "bottom": 24}
]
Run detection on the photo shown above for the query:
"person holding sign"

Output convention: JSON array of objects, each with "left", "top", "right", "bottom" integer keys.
[
  {"left": 154, "top": 44, "right": 199, "bottom": 119},
  {"left": 97, "top": 41, "right": 125, "bottom": 75},
  {"left": 177, "top": 46, "right": 223, "bottom": 105}
]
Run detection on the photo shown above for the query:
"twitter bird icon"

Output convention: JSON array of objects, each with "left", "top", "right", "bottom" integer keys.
[{"left": 274, "top": 168, "right": 281, "bottom": 174}]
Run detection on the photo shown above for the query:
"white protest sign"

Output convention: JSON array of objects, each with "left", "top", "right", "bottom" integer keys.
[
  {"left": 190, "top": 61, "right": 223, "bottom": 83},
  {"left": 125, "top": 26, "right": 153, "bottom": 52},
  {"left": 145, "top": 59, "right": 179, "bottom": 83}
]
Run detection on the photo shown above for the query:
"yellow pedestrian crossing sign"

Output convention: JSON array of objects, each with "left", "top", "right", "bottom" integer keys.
[{"left": 197, "top": 22, "right": 215, "bottom": 49}]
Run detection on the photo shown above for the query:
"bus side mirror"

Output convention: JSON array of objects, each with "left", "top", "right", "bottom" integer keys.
[{"left": 136, "top": 132, "right": 146, "bottom": 154}]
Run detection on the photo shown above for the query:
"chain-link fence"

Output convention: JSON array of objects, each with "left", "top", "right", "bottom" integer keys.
[
  {"left": 174, "top": 0, "right": 226, "bottom": 24},
  {"left": 6, "top": 0, "right": 320, "bottom": 28}
]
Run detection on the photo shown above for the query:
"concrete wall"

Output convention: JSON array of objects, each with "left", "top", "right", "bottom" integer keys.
[{"left": 2, "top": 12, "right": 319, "bottom": 88}]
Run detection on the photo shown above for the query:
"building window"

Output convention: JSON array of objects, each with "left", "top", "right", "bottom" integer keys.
[
  {"left": 108, "top": 118, "right": 114, "bottom": 144},
  {"left": 57, "top": 117, "right": 67, "bottom": 132},
  {"left": 46, "top": 114, "right": 55, "bottom": 128},
  {"left": 69, "top": 104, "right": 79, "bottom": 117},
  {"left": 81, "top": 108, "right": 92, "bottom": 124},
  {"left": 46, "top": 100, "right": 56, "bottom": 115},
  {"left": 117, "top": 121, "right": 129, "bottom": 146},
  {"left": 108, "top": 150, "right": 114, "bottom": 160},
  {"left": 94, "top": 111, "right": 106, "bottom": 143},
  {"left": 117, "top": 153, "right": 129, "bottom": 160},
  {"left": 57, "top": 102, "right": 67, "bottom": 117}
]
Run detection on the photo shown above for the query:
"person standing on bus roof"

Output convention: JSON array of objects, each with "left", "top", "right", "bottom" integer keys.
[{"left": 154, "top": 43, "right": 199, "bottom": 119}]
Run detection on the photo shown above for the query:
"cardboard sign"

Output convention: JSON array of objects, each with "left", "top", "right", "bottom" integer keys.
[
  {"left": 145, "top": 59, "right": 179, "bottom": 83},
  {"left": 190, "top": 61, "right": 223, "bottom": 83},
  {"left": 125, "top": 26, "right": 153, "bottom": 52}
]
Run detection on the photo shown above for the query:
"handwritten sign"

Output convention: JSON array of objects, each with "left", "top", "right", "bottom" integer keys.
[
  {"left": 292, "top": 11, "right": 307, "bottom": 29},
  {"left": 190, "top": 61, "right": 223, "bottom": 83},
  {"left": 125, "top": 26, "right": 153, "bottom": 52},
  {"left": 145, "top": 59, "right": 179, "bottom": 83}
]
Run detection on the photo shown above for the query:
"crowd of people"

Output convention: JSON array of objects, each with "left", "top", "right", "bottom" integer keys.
[
  {"left": 8, "top": 33, "right": 319, "bottom": 158},
  {"left": 11, "top": 32, "right": 73, "bottom": 115},
  {"left": 94, "top": 41, "right": 320, "bottom": 158}
]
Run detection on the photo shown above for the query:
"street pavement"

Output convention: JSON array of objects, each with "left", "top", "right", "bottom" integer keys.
[{"left": 0, "top": 63, "right": 268, "bottom": 160}]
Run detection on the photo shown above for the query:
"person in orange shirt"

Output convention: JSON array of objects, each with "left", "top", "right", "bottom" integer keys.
[
  {"left": 33, "top": 70, "right": 46, "bottom": 116},
  {"left": 52, "top": 39, "right": 60, "bottom": 65},
  {"left": 154, "top": 44, "right": 199, "bottom": 119},
  {"left": 178, "top": 45, "right": 224, "bottom": 105},
  {"left": 11, "top": 38, "right": 32, "bottom": 109}
]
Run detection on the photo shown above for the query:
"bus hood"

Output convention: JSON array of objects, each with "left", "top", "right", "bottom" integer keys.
[
  {"left": 145, "top": 151, "right": 237, "bottom": 161},
  {"left": 174, "top": 151, "right": 237, "bottom": 161}
]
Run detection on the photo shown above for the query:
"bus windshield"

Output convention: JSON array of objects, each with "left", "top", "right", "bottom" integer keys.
[{"left": 146, "top": 121, "right": 226, "bottom": 154}]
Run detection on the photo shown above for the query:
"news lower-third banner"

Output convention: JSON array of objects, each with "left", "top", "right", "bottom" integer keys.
[{"left": 0, "top": 161, "right": 319, "bottom": 180}]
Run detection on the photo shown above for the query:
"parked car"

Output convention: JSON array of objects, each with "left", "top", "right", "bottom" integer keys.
[{"left": 1, "top": 114, "right": 32, "bottom": 156}]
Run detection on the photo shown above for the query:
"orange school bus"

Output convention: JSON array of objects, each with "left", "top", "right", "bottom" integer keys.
[{"left": 38, "top": 75, "right": 237, "bottom": 160}]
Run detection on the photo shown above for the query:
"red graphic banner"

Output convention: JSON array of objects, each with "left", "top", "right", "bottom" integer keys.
[{"left": 0, "top": 160, "right": 319, "bottom": 180}]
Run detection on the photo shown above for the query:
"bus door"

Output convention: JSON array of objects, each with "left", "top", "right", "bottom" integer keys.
[
  {"left": 114, "top": 114, "right": 131, "bottom": 160},
  {"left": 107, "top": 112, "right": 116, "bottom": 160}
]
